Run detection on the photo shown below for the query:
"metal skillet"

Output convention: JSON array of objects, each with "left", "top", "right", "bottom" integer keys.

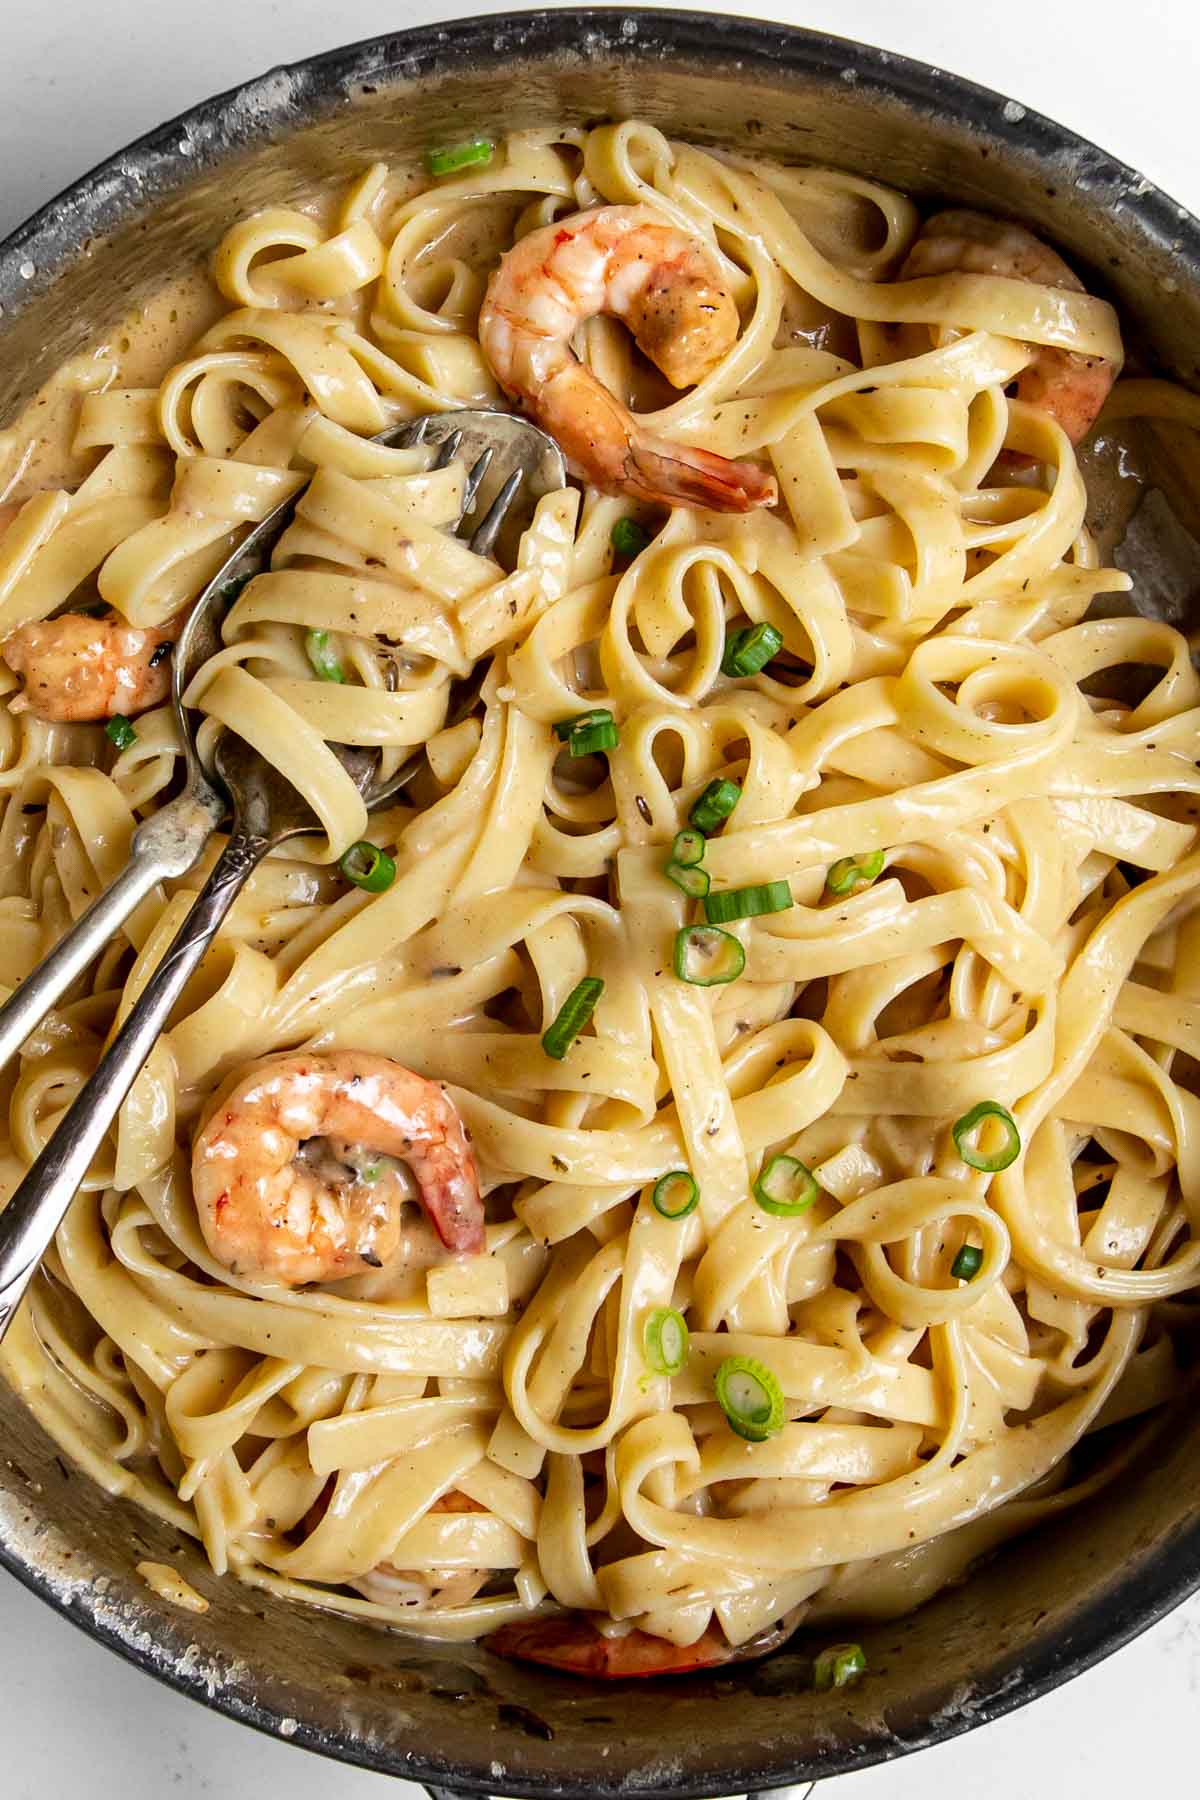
[
  {"left": 1, "top": 13, "right": 1200, "bottom": 1800},
  {"left": 0, "top": 407, "right": 565, "bottom": 1338}
]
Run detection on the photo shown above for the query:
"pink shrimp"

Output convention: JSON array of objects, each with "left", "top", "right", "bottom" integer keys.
[
  {"left": 487, "top": 1617, "right": 737, "bottom": 1678},
  {"left": 900, "top": 210, "right": 1119, "bottom": 444},
  {"left": 299, "top": 1483, "right": 488, "bottom": 1610},
  {"left": 3, "top": 609, "right": 177, "bottom": 722},
  {"left": 351, "top": 1489, "right": 489, "bottom": 1610},
  {"left": 478, "top": 205, "right": 777, "bottom": 513},
  {"left": 487, "top": 1607, "right": 802, "bottom": 1679},
  {"left": 192, "top": 1051, "right": 484, "bottom": 1286}
]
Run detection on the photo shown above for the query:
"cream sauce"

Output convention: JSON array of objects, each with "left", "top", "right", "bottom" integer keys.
[
  {"left": 0, "top": 267, "right": 225, "bottom": 507},
  {"left": 135, "top": 1559, "right": 210, "bottom": 1614}
]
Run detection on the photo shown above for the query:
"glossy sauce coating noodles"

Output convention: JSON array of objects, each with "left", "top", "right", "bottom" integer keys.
[{"left": 0, "top": 121, "right": 1197, "bottom": 1668}]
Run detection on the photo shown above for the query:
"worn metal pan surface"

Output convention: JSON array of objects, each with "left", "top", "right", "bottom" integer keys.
[{"left": 1, "top": 10, "right": 1198, "bottom": 1795}]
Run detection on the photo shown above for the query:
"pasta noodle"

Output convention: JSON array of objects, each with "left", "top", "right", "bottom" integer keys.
[{"left": 0, "top": 120, "right": 1197, "bottom": 1670}]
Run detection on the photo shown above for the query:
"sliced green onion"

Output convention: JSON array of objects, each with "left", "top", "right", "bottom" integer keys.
[
  {"left": 753, "top": 1154, "right": 820, "bottom": 1217},
  {"left": 666, "top": 861, "right": 711, "bottom": 900},
  {"left": 105, "top": 714, "right": 136, "bottom": 750},
  {"left": 305, "top": 628, "right": 345, "bottom": 682},
  {"left": 671, "top": 827, "right": 706, "bottom": 868},
  {"left": 703, "top": 879, "right": 793, "bottom": 925},
  {"left": 553, "top": 708, "right": 613, "bottom": 741},
  {"left": 426, "top": 137, "right": 494, "bottom": 176},
  {"left": 542, "top": 976, "right": 604, "bottom": 1060},
  {"left": 814, "top": 1643, "right": 866, "bottom": 1690},
  {"left": 568, "top": 718, "right": 619, "bottom": 757},
  {"left": 339, "top": 841, "right": 396, "bottom": 893},
  {"left": 360, "top": 1161, "right": 384, "bottom": 1185},
  {"left": 673, "top": 924, "right": 745, "bottom": 987},
  {"left": 644, "top": 1306, "right": 689, "bottom": 1376},
  {"left": 952, "top": 1100, "right": 1021, "bottom": 1173},
  {"left": 652, "top": 1170, "right": 700, "bottom": 1220},
  {"left": 611, "top": 517, "right": 650, "bottom": 558},
  {"left": 722, "top": 621, "right": 783, "bottom": 678},
  {"left": 553, "top": 708, "right": 618, "bottom": 755},
  {"left": 689, "top": 778, "right": 741, "bottom": 835},
  {"left": 951, "top": 1242, "right": 983, "bottom": 1281},
  {"left": 826, "top": 850, "right": 885, "bottom": 895},
  {"left": 715, "top": 1355, "right": 785, "bottom": 1442}
]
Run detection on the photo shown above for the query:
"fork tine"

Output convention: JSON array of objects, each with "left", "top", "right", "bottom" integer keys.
[
  {"left": 470, "top": 469, "right": 523, "bottom": 558},
  {"left": 460, "top": 446, "right": 495, "bottom": 522},
  {"left": 433, "top": 428, "right": 464, "bottom": 470}
]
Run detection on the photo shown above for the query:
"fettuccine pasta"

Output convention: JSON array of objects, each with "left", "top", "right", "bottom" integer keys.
[{"left": 0, "top": 121, "right": 1196, "bottom": 1673}]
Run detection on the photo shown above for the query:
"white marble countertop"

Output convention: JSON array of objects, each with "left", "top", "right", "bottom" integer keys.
[{"left": 1, "top": 0, "right": 1197, "bottom": 1794}]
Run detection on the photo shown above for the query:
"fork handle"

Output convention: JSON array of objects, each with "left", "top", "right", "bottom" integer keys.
[
  {"left": 0, "top": 786, "right": 223, "bottom": 1076},
  {"left": 0, "top": 824, "right": 268, "bottom": 1342}
]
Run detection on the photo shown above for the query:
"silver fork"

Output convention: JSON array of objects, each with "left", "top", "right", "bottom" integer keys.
[{"left": 0, "top": 407, "right": 565, "bottom": 1339}]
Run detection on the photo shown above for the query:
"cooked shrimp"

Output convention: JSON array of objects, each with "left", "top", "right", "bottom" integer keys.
[
  {"left": 300, "top": 1482, "right": 487, "bottom": 1610},
  {"left": 487, "top": 1607, "right": 803, "bottom": 1678},
  {"left": 487, "top": 1617, "right": 737, "bottom": 1677},
  {"left": 3, "top": 609, "right": 176, "bottom": 721},
  {"left": 900, "top": 210, "right": 1119, "bottom": 444},
  {"left": 192, "top": 1051, "right": 484, "bottom": 1285},
  {"left": 352, "top": 1490, "right": 488, "bottom": 1611},
  {"left": 478, "top": 205, "right": 778, "bottom": 513}
]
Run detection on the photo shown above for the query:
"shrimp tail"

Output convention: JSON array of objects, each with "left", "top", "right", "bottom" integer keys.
[
  {"left": 423, "top": 1150, "right": 486, "bottom": 1256},
  {"left": 625, "top": 433, "right": 778, "bottom": 514}
]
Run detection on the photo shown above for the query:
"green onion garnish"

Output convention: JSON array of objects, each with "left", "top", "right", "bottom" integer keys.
[
  {"left": 689, "top": 778, "right": 741, "bottom": 835},
  {"left": 666, "top": 861, "right": 711, "bottom": 899},
  {"left": 951, "top": 1242, "right": 983, "bottom": 1281},
  {"left": 671, "top": 828, "right": 706, "bottom": 868},
  {"left": 612, "top": 517, "right": 650, "bottom": 558},
  {"left": 339, "top": 841, "right": 396, "bottom": 893},
  {"left": 813, "top": 1643, "right": 866, "bottom": 1690},
  {"left": 703, "top": 880, "right": 793, "bottom": 925},
  {"left": 542, "top": 976, "right": 604, "bottom": 1060},
  {"left": 568, "top": 718, "right": 618, "bottom": 757},
  {"left": 826, "top": 850, "right": 885, "bottom": 896},
  {"left": 673, "top": 924, "right": 745, "bottom": 987},
  {"left": 105, "top": 714, "right": 136, "bottom": 750},
  {"left": 553, "top": 709, "right": 619, "bottom": 756},
  {"left": 305, "top": 628, "right": 345, "bottom": 682},
  {"left": 553, "top": 708, "right": 613, "bottom": 741},
  {"left": 715, "top": 1355, "right": 785, "bottom": 1441},
  {"left": 643, "top": 1306, "right": 689, "bottom": 1376},
  {"left": 952, "top": 1100, "right": 1021, "bottom": 1173},
  {"left": 652, "top": 1170, "right": 700, "bottom": 1220},
  {"left": 722, "top": 621, "right": 783, "bottom": 678},
  {"left": 426, "top": 137, "right": 494, "bottom": 176},
  {"left": 360, "top": 1161, "right": 384, "bottom": 1184},
  {"left": 753, "top": 1154, "right": 820, "bottom": 1217}
]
